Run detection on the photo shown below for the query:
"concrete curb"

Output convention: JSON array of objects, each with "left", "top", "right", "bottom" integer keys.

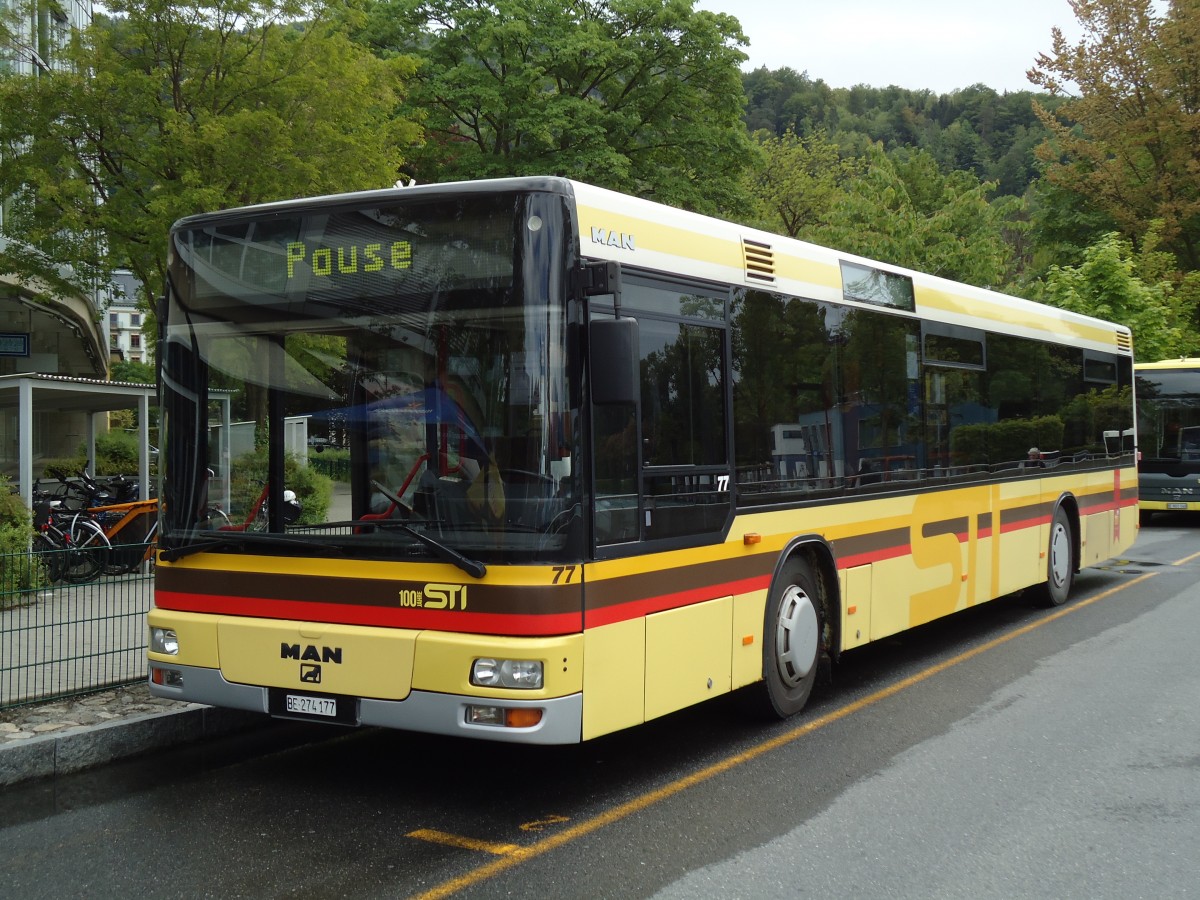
[{"left": 0, "top": 705, "right": 265, "bottom": 787}]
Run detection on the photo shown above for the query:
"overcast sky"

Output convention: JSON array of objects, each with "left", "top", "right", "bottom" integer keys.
[{"left": 695, "top": 0, "right": 1086, "bottom": 94}]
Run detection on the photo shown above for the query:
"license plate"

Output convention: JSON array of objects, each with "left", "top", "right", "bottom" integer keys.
[
  {"left": 285, "top": 694, "right": 337, "bottom": 717},
  {"left": 1168, "top": 502, "right": 1188, "bottom": 510}
]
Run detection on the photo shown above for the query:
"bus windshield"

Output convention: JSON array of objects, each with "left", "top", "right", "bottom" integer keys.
[
  {"left": 159, "top": 190, "right": 578, "bottom": 563},
  {"left": 1136, "top": 365, "right": 1200, "bottom": 462}
]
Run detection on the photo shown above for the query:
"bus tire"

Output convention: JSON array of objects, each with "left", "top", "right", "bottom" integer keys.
[
  {"left": 745, "top": 556, "right": 823, "bottom": 719},
  {"left": 1032, "top": 506, "right": 1074, "bottom": 608}
]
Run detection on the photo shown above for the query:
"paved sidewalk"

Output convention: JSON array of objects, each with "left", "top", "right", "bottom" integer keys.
[{"left": 0, "top": 681, "right": 265, "bottom": 786}]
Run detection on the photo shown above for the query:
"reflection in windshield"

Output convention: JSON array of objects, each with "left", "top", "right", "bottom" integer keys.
[{"left": 161, "top": 193, "right": 578, "bottom": 562}]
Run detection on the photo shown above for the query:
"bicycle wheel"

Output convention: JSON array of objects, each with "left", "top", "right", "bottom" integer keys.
[
  {"left": 199, "top": 506, "right": 233, "bottom": 530},
  {"left": 102, "top": 538, "right": 143, "bottom": 575},
  {"left": 104, "top": 532, "right": 158, "bottom": 575},
  {"left": 64, "top": 518, "right": 112, "bottom": 584},
  {"left": 32, "top": 533, "right": 66, "bottom": 584}
]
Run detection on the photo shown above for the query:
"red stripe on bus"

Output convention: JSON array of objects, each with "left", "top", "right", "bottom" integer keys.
[
  {"left": 834, "top": 543, "right": 912, "bottom": 569},
  {"left": 584, "top": 575, "right": 770, "bottom": 628},
  {"left": 999, "top": 514, "right": 1051, "bottom": 534},
  {"left": 154, "top": 591, "right": 582, "bottom": 636}
]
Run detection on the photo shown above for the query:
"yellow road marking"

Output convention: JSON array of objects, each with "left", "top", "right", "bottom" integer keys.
[
  {"left": 406, "top": 829, "right": 519, "bottom": 856},
  {"left": 519, "top": 815, "right": 570, "bottom": 832},
  {"left": 411, "top": 572, "right": 1157, "bottom": 900},
  {"left": 1172, "top": 549, "right": 1200, "bottom": 566}
]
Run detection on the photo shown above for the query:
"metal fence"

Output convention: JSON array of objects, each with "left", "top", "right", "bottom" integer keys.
[{"left": 0, "top": 544, "right": 153, "bottom": 709}]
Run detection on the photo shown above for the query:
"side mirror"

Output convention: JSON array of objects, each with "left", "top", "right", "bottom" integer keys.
[{"left": 589, "top": 317, "right": 639, "bottom": 406}]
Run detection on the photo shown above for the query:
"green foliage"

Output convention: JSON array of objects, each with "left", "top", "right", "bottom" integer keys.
[
  {"left": 0, "top": 0, "right": 419, "bottom": 322},
  {"left": 357, "top": 0, "right": 755, "bottom": 215},
  {"left": 41, "top": 432, "right": 157, "bottom": 479},
  {"left": 745, "top": 128, "right": 860, "bottom": 237},
  {"left": 1037, "top": 232, "right": 1198, "bottom": 361},
  {"left": 1059, "top": 385, "right": 1134, "bottom": 452},
  {"left": 1030, "top": 0, "right": 1200, "bottom": 272},
  {"left": 40, "top": 457, "right": 87, "bottom": 479},
  {"left": 0, "top": 475, "right": 46, "bottom": 602},
  {"left": 951, "top": 416, "right": 1064, "bottom": 466},
  {"left": 742, "top": 71, "right": 1055, "bottom": 200},
  {"left": 229, "top": 450, "right": 333, "bottom": 526},
  {"left": 110, "top": 360, "right": 155, "bottom": 384},
  {"left": 807, "top": 143, "right": 1021, "bottom": 288},
  {"left": 93, "top": 431, "right": 142, "bottom": 476}
]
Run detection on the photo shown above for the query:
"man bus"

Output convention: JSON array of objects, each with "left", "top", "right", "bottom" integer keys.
[
  {"left": 1135, "top": 358, "right": 1200, "bottom": 524},
  {"left": 148, "top": 177, "right": 1137, "bottom": 743}
]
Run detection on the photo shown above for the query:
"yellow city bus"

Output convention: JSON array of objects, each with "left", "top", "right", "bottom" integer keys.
[
  {"left": 1135, "top": 358, "right": 1200, "bottom": 523},
  {"left": 148, "top": 177, "right": 1138, "bottom": 743}
]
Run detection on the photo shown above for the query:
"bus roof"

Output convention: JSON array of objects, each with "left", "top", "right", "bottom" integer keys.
[
  {"left": 1135, "top": 358, "right": 1200, "bottom": 370},
  {"left": 172, "top": 175, "right": 1133, "bottom": 356}
]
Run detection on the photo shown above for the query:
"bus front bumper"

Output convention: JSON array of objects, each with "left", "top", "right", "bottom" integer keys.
[{"left": 148, "top": 663, "right": 584, "bottom": 744}]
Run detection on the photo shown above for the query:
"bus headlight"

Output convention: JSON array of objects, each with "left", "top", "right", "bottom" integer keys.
[
  {"left": 471, "top": 658, "right": 544, "bottom": 689},
  {"left": 150, "top": 627, "right": 179, "bottom": 655}
]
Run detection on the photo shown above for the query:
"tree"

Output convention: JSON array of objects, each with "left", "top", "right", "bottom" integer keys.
[
  {"left": 0, "top": 0, "right": 419, "bottom": 311},
  {"left": 355, "top": 0, "right": 755, "bottom": 215},
  {"left": 110, "top": 360, "right": 155, "bottom": 384},
  {"left": 1029, "top": 0, "right": 1200, "bottom": 271},
  {"left": 741, "top": 66, "right": 835, "bottom": 136},
  {"left": 811, "top": 144, "right": 1021, "bottom": 289},
  {"left": 745, "top": 128, "right": 859, "bottom": 238},
  {"left": 1037, "top": 231, "right": 1197, "bottom": 361}
]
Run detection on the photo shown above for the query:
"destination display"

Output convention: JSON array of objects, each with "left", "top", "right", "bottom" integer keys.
[{"left": 174, "top": 198, "right": 519, "bottom": 307}]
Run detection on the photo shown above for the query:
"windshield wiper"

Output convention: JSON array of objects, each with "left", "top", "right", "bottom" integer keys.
[
  {"left": 371, "top": 480, "right": 487, "bottom": 578},
  {"left": 160, "top": 530, "right": 343, "bottom": 562}
]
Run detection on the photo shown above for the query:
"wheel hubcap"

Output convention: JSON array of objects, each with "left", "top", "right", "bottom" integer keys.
[
  {"left": 775, "top": 585, "right": 819, "bottom": 686},
  {"left": 1049, "top": 521, "right": 1070, "bottom": 589}
]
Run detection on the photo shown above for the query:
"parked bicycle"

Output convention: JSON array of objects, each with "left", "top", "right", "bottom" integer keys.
[
  {"left": 30, "top": 496, "right": 112, "bottom": 584},
  {"left": 48, "top": 466, "right": 158, "bottom": 576}
]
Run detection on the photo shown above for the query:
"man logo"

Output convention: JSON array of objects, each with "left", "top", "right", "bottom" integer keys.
[
  {"left": 280, "top": 643, "right": 343, "bottom": 664},
  {"left": 300, "top": 664, "right": 322, "bottom": 684},
  {"left": 590, "top": 227, "right": 636, "bottom": 251}
]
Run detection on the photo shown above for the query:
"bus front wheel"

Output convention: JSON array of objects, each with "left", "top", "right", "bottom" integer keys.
[{"left": 746, "top": 557, "right": 824, "bottom": 719}]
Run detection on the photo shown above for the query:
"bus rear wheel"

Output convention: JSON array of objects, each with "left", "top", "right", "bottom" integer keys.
[
  {"left": 745, "top": 557, "right": 823, "bottom": 719},
  {"left": 1032, "top": 506, "right": 1074, "bottom": 608}
]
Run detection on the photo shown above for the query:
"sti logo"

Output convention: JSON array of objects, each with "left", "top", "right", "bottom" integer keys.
[{"left": 397, "top": 583, "right": 469, "bottom": 610}]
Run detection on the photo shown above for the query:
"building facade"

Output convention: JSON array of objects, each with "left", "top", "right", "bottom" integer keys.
[{"left": 104, "top": 269, "right": 147, "bottom": 365}]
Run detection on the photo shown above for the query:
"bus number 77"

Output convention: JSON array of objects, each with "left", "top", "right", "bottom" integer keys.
[{"left": 551, "top": 565, "right": 577, "bottom": 584}]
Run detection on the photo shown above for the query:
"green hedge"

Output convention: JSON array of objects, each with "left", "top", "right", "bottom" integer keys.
[
  {"left": 228, "top": 449, "right": 333, "bottom": 525},
  {"left": 0, "top": 475, "right": 47, "bottom": 604},
  {"left": 951, "top": 416, "right": 1065, "bottom": 467}
]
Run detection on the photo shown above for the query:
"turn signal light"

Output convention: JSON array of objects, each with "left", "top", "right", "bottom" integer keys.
[
  {"left": 505, "top": 708, "right": 543, "bottom": 728},
  {"left": 465, "top": 705, "right": 544, "bottom": 728}
]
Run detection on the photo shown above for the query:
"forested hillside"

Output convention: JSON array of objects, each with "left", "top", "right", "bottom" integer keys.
[
  {"left": 0, "top": 0, "right": 1196, "bottom": 358},
  {"left": 742, "top": 68, "right": 1061, "bottom": 199}
]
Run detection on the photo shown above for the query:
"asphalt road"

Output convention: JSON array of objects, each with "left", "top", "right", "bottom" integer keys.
[{"left": 1, "top": 517, "right": 1198, "bottom": 899}]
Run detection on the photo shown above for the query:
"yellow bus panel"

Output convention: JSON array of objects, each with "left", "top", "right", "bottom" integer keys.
[
  {"left": 412, "top": 631, "right": 583, "bottom": 699},
  {"left": 582, "top": 618, "right": 646, "bottom": 741},
  {"left": 645, "top": 596, "right": 733, "bottom": 721},
  {"left": 217, "top": 619, "right": 417, "bottom": 700}
]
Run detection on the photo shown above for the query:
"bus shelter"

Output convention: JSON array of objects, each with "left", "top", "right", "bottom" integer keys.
[{"left": 0, "top": 373, "right": 163, "bottom": 508}]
